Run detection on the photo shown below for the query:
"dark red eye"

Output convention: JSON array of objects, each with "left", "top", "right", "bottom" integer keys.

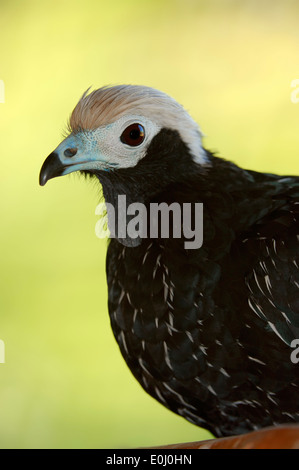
[{"left": 120, "top": 123, "right": 145, "bottom": 146}]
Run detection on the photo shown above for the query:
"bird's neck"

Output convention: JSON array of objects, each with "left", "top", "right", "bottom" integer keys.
[{"left": 95, "top": 129, "right": 206, "bottom": 246}]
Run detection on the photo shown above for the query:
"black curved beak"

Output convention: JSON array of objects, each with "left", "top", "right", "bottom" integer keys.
[{"left": 39, "top": 152, "right": 67, "bottom": 186}]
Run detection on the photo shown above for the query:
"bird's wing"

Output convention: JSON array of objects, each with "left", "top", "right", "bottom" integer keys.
[{"left": 244, "top": 199, "right": 299, "bottom": 345}]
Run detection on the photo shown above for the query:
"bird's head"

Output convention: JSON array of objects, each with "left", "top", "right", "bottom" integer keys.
[
  {"left": 40, "top": 85, "right": 209, "bottom": 246},
  {"left": 40, "top": 85, "right": 208, "bottom": 186}
]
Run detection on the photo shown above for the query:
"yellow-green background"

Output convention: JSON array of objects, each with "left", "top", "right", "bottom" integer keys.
[{"left": 0, "top": 0, "right": 298, "bottom": 449}]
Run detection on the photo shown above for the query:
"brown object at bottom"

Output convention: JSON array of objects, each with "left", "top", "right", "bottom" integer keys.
[{"left": 151, "top": 425, "right": 299, "bottom": 449}]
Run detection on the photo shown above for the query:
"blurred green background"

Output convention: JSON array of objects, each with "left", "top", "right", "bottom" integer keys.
[{"left": 0, "top": 0, "right": 298, "bottom": 449}]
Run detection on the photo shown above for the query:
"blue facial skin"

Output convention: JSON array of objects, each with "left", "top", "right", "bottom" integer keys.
[{"left": 55, "top": 131, "right": 118, "bottom": 175}]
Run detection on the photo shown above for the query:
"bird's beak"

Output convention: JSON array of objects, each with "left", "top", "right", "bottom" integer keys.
[
  {"left": 39, "top": 133, "right": 108, "bottom": 186},
  {"left": 39, "top": 151, "right": 68, "bottom": 186}
]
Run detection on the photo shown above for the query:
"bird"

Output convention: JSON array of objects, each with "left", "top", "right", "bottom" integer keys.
[{"left": 39, "top": 85, "right": 299, "bottom": 438}]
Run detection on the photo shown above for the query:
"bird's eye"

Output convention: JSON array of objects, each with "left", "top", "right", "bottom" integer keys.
[{"left": 120, "top": 123, "right": 145, "bottom": 147}]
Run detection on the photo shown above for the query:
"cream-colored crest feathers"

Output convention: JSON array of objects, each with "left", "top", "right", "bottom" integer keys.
[{"left": 69, "top": 85, "right": 207, "bottom": 164}]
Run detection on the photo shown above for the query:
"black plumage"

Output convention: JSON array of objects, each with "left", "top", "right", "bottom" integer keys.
[
  {"left": 103, "top": 130, "right": 299, "bottom": 437},
  {"left": 40, "top": 87, "right": 299, "bottom": 438}
]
